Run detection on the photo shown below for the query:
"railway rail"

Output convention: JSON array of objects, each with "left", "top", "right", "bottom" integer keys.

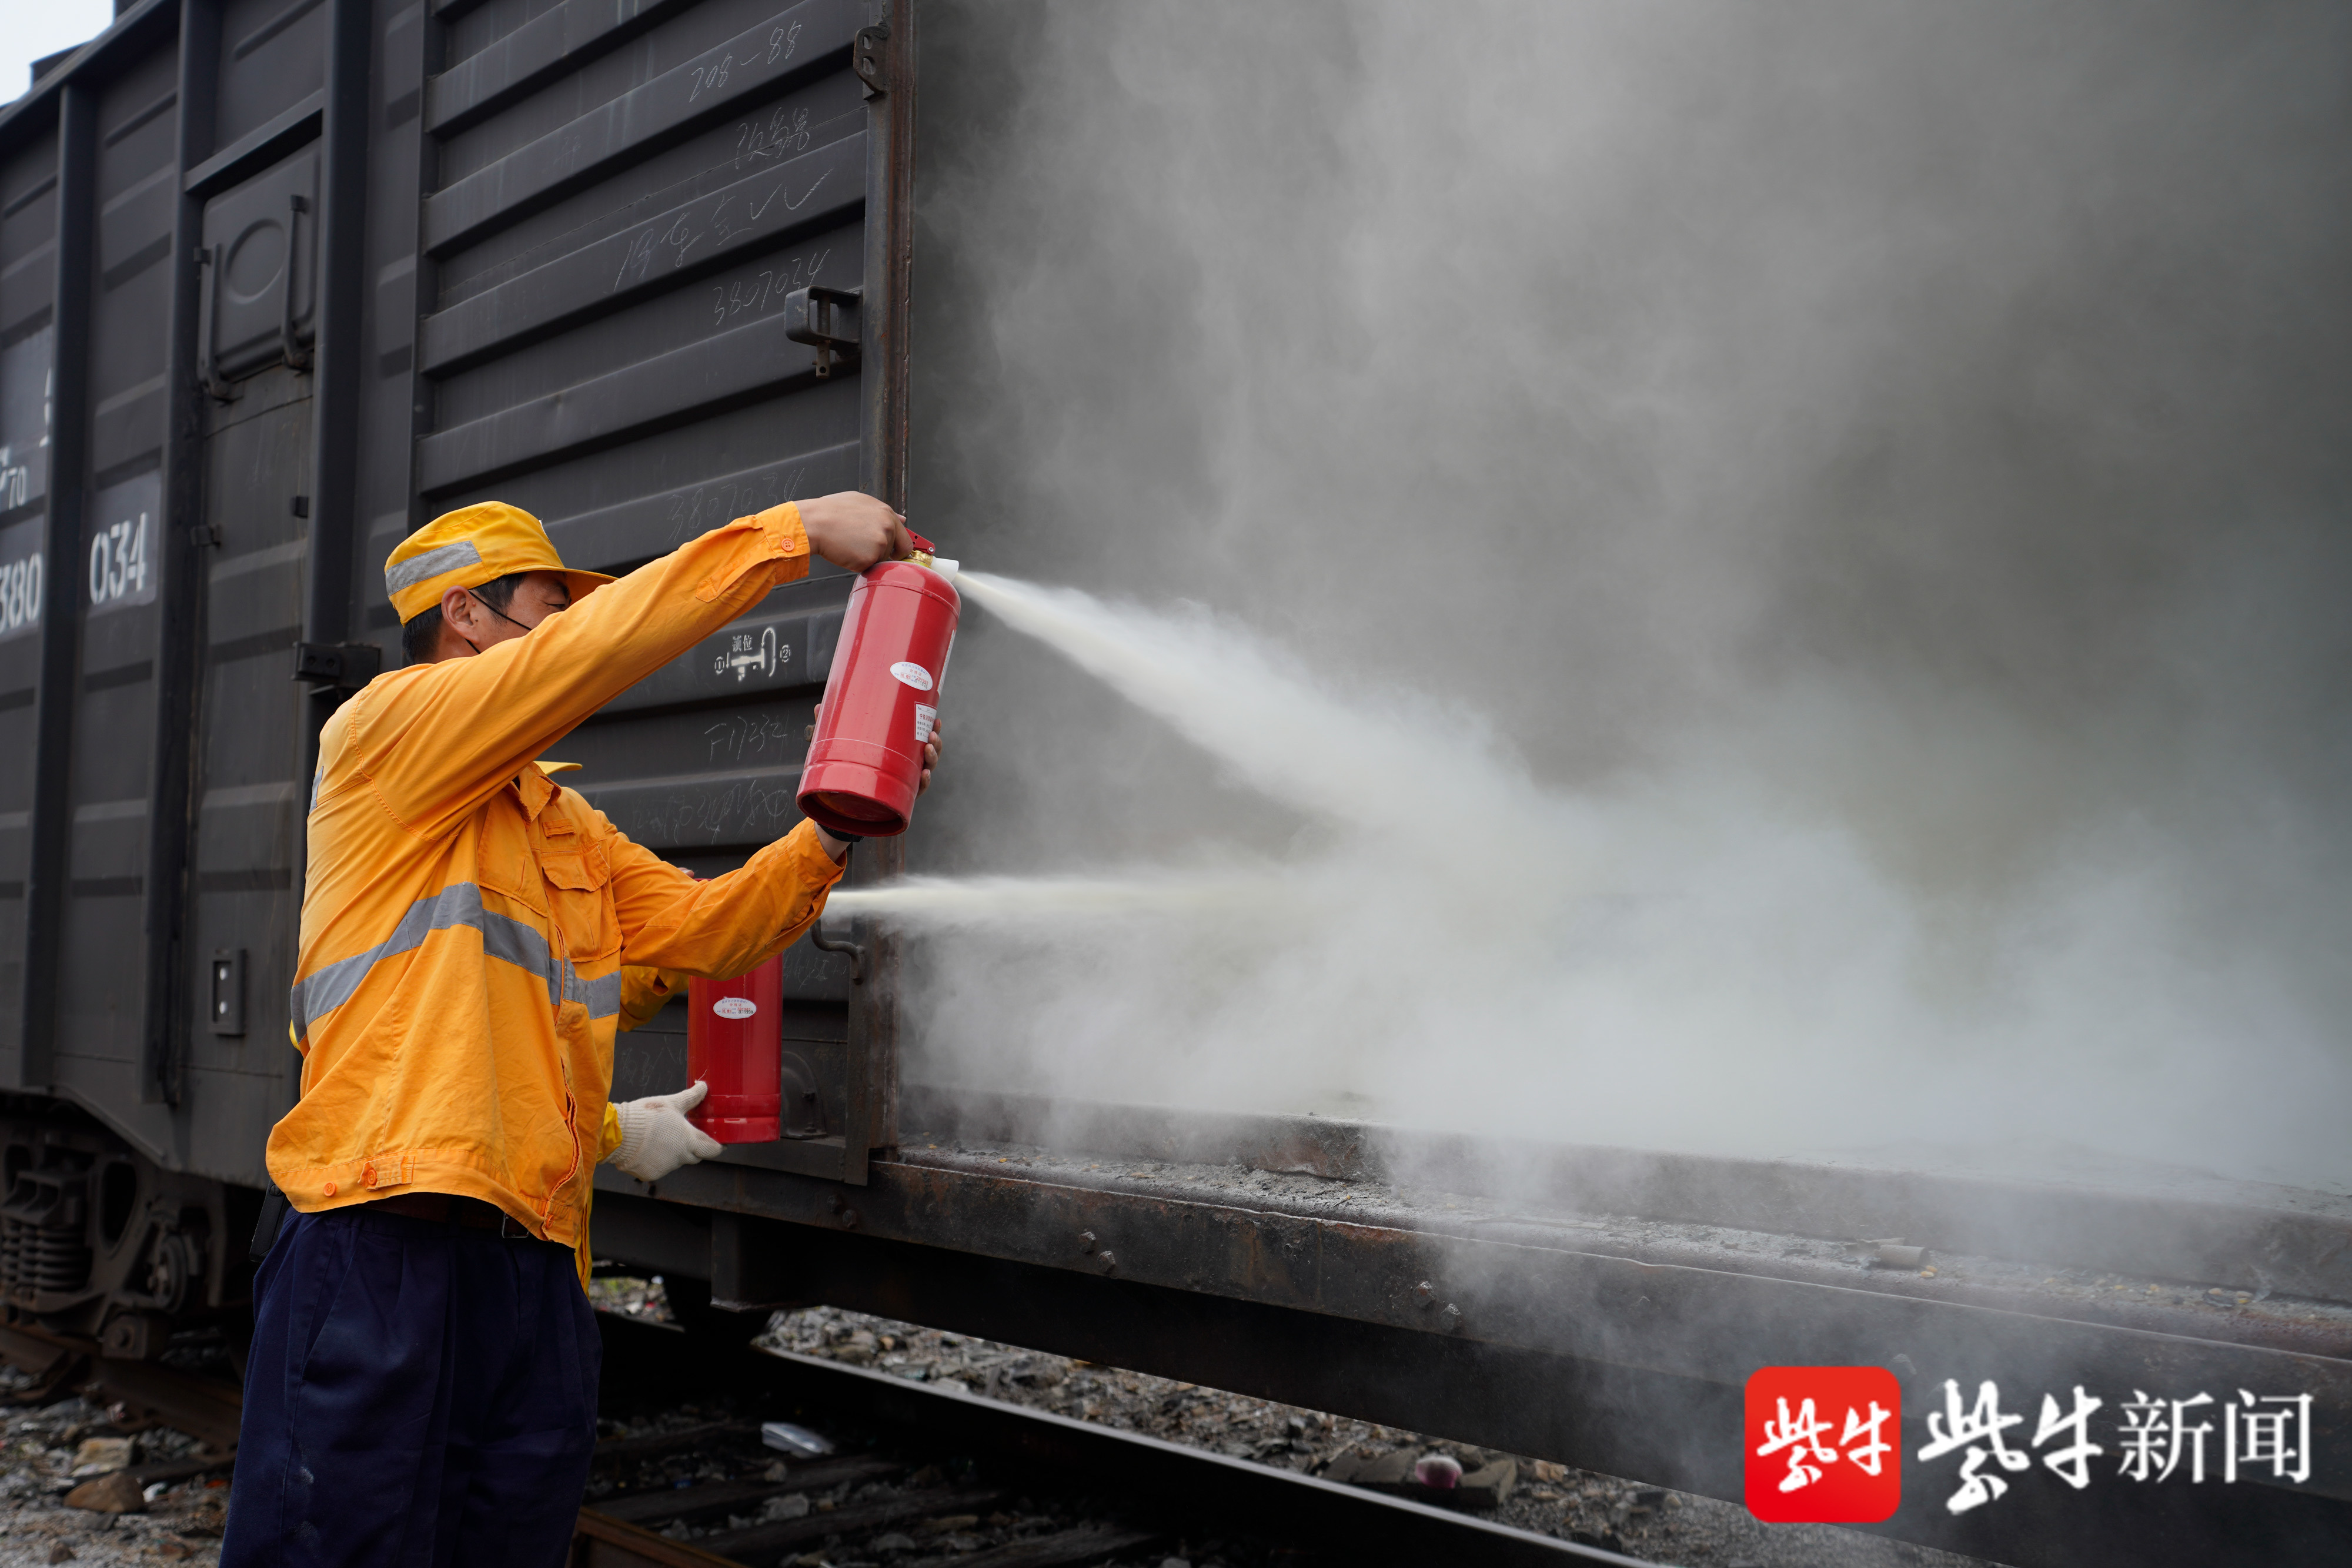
[
  {"left": 0, "top": 1320, "right": 243, "bottom": 1453},
  {"left": 576, "top": 1310, "right": 1646, "bottom": 1568},
  {"left": 2, "top": 1306, "right": 1658, "bottom": 1566},
  {"left": 11, "top": 1308, "right": 1641, "bottom": 1567}
]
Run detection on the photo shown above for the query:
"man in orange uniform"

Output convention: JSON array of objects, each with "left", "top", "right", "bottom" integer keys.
[{"left": 223, "top": 492, "right": 936, "bottom": 1567}]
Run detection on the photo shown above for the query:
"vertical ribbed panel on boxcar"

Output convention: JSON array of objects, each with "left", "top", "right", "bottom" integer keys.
[{"left": 0, "top": 127, "right": 63, "bottom": 1088}]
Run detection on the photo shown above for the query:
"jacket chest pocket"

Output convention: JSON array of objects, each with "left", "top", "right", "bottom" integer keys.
[{"left": 540, "top": 847, "right": 617, "bottom": 962}]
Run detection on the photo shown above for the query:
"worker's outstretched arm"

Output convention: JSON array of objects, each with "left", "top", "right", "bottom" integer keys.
[
  {"left": 342, "top": 496, "right": 908, "bottom": 839},
  {"left": 604, "top": 817, "right": 846, "bottom": 979},
  {"left": 595, "top": 831, "right": 840, "bottom": 1178}
]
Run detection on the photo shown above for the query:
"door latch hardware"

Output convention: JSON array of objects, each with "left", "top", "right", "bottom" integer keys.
[
  {"left": 784, "top": 286, "right": 861, "bottom": 379},
  {"left": 293, "top": 641, "right": 383, "bottom": 690},
  {"left": 209, "top": 948, "right": 246, "bottom": 1036},
  {"left": 852, "top": 23, "right": 888, "bottom": 96},
  {"left": 778, "top": 1050, "right": 827, "bottom": 1138},
  {"left": 282, "top": 195, "right": 312, "bottom": 371},
  {"left": 195, "top": 246, "right": 236, "bottom": 403}
]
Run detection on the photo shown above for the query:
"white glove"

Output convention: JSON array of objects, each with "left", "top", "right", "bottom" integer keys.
[{"left": 608, "top": 1081, "right": 725, "bottom": 1182}]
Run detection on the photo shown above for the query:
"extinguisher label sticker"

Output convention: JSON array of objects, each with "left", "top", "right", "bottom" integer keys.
[
  {"left": 890, "top": 660, "right": 934, "bottom": 691},
  {"left": 712, "top": 997, "right": 758, "bottom": 1019},
  {"left": 915, "top": 704, "right": 937, "bottom": 743}
]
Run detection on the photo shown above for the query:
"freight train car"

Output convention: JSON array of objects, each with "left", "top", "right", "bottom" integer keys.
[
  {"left": 0, "top": 0, "right": 914, "bottom": 1346},
  {"left": 1, "top": 6, "right": 2347, "bottom": 1566}
]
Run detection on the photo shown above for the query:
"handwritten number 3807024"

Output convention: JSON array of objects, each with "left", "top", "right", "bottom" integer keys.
[{"left": 709, "top": 250, "right": 831, "bottom": 330}]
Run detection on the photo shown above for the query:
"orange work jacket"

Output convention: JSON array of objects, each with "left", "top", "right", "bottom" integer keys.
[{"left": 268, "top": 504, "right": 844, "bottom": 1279}]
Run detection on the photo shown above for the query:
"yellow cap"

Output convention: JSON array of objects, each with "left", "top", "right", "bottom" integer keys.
[{"left": 384, "top": 501, "right": 615, "bottom": 623}]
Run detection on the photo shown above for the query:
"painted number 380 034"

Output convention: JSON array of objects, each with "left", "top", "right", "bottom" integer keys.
[{"left": 89, "top": 510, "right": 149, "bottom": 607}]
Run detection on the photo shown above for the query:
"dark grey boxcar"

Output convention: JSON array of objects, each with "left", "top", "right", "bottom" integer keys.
[{"left": 0, "top": 0, "right": 914, "bottom": 1343}]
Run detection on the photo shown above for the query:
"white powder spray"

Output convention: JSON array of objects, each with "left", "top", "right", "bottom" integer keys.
[
  {"left": 865, "top": 571, "right": 2352, "bottom": 1191},
  {"left": 827, "top": 866, "right": 1294, "bottom": 928}
]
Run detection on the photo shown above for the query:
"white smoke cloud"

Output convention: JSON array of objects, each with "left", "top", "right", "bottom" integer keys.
[{"left": 897, "top": 1, "right": 2352, "bottom": 1191}]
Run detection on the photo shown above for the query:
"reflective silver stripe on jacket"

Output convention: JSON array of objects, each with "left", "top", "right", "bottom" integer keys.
[
  {"left": 289, "top": 881, "right": 622, "bottom": 1037},
  {"left": 579, "top": 969, "right": 624, "bottom": 1019},
  {"left": 385, "top": 539, "right": 483, "bottom": 596}
]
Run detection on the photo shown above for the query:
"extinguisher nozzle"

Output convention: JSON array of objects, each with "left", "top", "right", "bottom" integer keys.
[{"left": 927, "top": 556, "right": 960, "bottom": 579}]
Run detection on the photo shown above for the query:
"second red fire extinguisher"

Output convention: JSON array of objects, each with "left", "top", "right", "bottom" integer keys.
[{"left": 686, "top": 955, "right": 783, "bottom": 1143}]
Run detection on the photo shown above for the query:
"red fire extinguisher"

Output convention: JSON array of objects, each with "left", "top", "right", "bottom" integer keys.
[
  {"left": 797, "top": 531, "right": 960, "bottom": 838},
  {"left": 687, "top": 955, "right": 782, "bottom": 1144}
]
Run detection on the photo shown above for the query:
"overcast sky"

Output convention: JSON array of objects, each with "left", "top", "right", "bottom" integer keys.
[{"left": 4, "top": 0, "right": 115, "bottom": 103}]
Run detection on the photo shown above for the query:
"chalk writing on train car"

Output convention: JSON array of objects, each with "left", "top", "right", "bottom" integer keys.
[
  {"left": 709, "top": 249, "right": 832, "bottom": 329},
  {"left": 608, "top": 165, "right": 831, "bottom": 295},
  {"left": 689, "top": 54, "right": 734, "bottom": 103},
  {"left": 737, "top": 103, "right": 813, "bottom": 170},
  {"left": 634, "top": 773, "right": 803, "bottom": 845},
  {"left": 664, "top": 465, "right": 805, "bottom": 547},
  {"left": 706, "top": 710, "right": 801, "bottom": 764}
]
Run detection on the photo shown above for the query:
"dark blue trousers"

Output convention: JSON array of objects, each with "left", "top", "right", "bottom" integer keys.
[{"left": 222, "top": 1205, "right": 600, "bottom": 1567}]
